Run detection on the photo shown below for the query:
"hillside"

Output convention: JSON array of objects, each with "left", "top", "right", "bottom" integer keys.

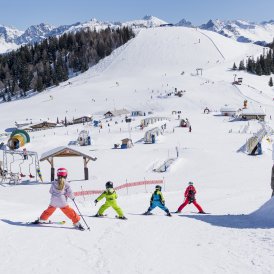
[{"left": 0, "top": 27, "right": 274, "bottom": 274}]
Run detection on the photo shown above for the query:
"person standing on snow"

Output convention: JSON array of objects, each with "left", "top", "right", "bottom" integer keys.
[
  {"left": 94, "top": 181, "right": 127, "bottom": 219},
  {"left": 34, "top": 168, "right": 84, "bottom": 230},
  {"left": 23, "top": 148, "right": 28, "bottom": 160},
  {"left": 175, "top": 182, "right": 205, "bottom": 213},
  {"left": 144, "top": 185, "right": 172, "bottom": 216}
]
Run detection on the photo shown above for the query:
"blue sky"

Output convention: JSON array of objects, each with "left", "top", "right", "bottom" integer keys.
[{"left": 1, "top": 0, "right": 274, "bottom": 30}]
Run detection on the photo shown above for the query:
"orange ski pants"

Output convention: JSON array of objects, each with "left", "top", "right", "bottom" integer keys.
[{"left": 40, "top": 205, "right": 80, "bottom": 224}]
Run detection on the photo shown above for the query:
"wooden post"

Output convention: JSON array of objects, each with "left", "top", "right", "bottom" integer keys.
[
  {"left": 84, "top": 157, "right": 89, "bottom": 180},
  {"left": 49, "top": 157, "right": 54, "bottom": 182}
]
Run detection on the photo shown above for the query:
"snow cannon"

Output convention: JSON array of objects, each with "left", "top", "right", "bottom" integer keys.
[{"left": 7, "top": 129, "right": 30, "bottom": 150}]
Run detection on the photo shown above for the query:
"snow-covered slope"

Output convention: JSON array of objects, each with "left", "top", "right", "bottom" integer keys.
[{"left": 0, "top": 27, "right": 274, "bottom": 274}]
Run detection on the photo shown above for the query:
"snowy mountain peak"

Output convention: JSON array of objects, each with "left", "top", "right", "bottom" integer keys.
[
  {"left": 123, "top": 15, "right": 168, "bottom": 28},
  {"left": 0, "top": 24, "right": 23, "bottom": 43},
  {"left": 175, "top": 18, "right": 193, "bottom": 27},
  {"left": 200, "top": 19, "right": 274, "bottom": 44},
  {"left": 16, "top": 23, "right": 56, "bottom": 44}
]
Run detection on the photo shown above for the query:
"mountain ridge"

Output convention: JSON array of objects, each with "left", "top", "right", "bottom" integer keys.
[{"left": 1, "top": 15, "right": 274, "bottom": 53}]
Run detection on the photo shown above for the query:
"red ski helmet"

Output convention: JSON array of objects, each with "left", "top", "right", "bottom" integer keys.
[{"left": 57, "top": 168, "right": 68, "bottom": 178}]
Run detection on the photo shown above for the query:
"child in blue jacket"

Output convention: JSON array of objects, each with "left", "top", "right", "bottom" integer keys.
[{"left": 144, "top": 185, "right": 172, "bottom": 216}]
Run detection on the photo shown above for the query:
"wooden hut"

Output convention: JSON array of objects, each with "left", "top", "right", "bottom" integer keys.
[
  {"left": 73, "top": 116, "right": 92, "bottom": 124},
  {"left": 104, "top": 109, "right": 130, "bottom": 118},
  {"left": 220, "top": 106, "right": 237, "bottom": 117},
  {"left": 121, "top": 138, "right": 133, "bottom": 149},
  {"left": 30, "top": 121, "right": 57, "bottom": 130},
  {"left": 40, "top": 146, "right": 97, "bottom": 181}
]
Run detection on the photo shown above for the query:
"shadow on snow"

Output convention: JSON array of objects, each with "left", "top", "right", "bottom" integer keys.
[
  {"left": 179, "top": 214, "right": 274, "bottom": 229},
  {"left": 1, "top": 219, "right": 74, "bottom": 230}
]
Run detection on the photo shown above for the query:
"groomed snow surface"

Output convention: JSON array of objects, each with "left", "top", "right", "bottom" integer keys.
[{"left": 0, "top": 27, "right": 274, "bottom": 274}]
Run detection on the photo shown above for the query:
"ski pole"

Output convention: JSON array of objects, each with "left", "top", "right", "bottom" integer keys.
[{"left": 72, "top": 199, "right": 90, "bottom": 231}]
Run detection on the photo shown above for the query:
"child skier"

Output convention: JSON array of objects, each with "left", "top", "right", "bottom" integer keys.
[
  {"left": 175, "top": 182, "right": 205, "bottom": 213},
  {"left": 144, "top": 185, "right": 172, "bottom": 216},
  {"left": 23, "top": 148, "right": 28, "bottom": 160},
  {"left": 34, "top": 168, "right": 84, "bottom": 230},
  {"left": 94, "top": 181, "right": 126, "bottom": 219}
]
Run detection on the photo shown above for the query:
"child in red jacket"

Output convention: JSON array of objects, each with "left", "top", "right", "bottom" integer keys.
[{"left": 175, "top": 182, "right": 205, "bottom": 213}]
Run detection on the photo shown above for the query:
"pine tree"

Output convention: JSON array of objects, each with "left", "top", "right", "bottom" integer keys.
[
  {"left": 232, "top": 62, "right": 237, "bottom": 70},
  {"left": 238, "top": 60, "right": 245, "bottom": 70},
  {"left": 35, "top": 76, "right": 44, "bottom": 92},
  {"left": 269, "top": 77, "right": 273, "bottom": 87},
  {"left": 255, "top": 61, "right": 262, "bottom": 76}
]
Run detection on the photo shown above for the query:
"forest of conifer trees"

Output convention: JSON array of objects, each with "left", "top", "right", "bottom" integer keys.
[
  {"left": 0, "top": 27, "right": 134, "bottom": 101},
  {"left": 233, "top": 41, "right": 274, "bottom": 79}
]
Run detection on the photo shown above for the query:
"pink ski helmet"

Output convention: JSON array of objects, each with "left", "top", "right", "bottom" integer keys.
[{"left": 57, "top": 168, "right": 68, "bottom": 178}]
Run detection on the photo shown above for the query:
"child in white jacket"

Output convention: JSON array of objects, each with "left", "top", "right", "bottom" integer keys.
[{"left": 36, "top": 168, "right": 83, "bottom": 230}]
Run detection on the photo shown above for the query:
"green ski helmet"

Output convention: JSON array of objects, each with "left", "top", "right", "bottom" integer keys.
[{"left": 188, "top": 182, "right": 194, "bottom": 185}]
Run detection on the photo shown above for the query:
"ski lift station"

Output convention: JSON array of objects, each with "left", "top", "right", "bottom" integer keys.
[
  {"left": 144, "top": 127, "right": 163, "bottom": 144},
  {"left": 240, "top": 108, "right": 266, "bottom": 121}
]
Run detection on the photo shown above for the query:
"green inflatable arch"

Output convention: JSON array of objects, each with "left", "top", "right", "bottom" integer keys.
[{"left": 8, "top": 129, "right": 30, "bottom": 150}]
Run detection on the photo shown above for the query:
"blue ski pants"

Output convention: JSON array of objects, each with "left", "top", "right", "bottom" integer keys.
[{"left": 148, "top": 201, "right": 169, "bottom": 212}]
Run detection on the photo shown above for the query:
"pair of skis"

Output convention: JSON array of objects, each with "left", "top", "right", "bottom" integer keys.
[
  {"left": 91, "top": 214, "right": 128, "bottom": 220},
  {"left": 27, "top": 220, "right": 85, "bottom": 231}
]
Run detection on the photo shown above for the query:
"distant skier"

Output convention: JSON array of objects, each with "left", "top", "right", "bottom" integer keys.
[
  {"left": 94, "top": 181, "right": 126, "bottom": 219},
  {"left": 36, "top": 167, "right": 43, "bottom": 183},
  {"left": 144, "top": 185, "right": 172, "bottom": 216},
  {"left": 175, "top": 182, "right": 205, "bottom": 213},
  {"left": 34, "top": 168, "right": 84, "bottom": 230}
]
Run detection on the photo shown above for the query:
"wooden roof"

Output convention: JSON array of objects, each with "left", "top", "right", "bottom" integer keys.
[{"left": 40, "top": 146, "right": 97, "bottom": 161}]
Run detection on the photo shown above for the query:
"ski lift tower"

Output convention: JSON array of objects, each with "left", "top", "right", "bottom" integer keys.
[
  {"left": 125, "top": 117, "right": 132, "bottom": 140},
  {"left": 196, "top": 68, "right": 203, "bottom": 76}
]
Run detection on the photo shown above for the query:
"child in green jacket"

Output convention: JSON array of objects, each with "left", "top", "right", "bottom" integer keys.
[{"left": 94, "top": 181, "right": 126, "bottom": 219}]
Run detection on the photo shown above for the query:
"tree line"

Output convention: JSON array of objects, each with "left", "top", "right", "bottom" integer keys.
[
  {"left": 231, "top": 41, "right": 274, "bottom": 84},
  {"left": 0, "top": 27, "right": 134, "bottom": 101}
]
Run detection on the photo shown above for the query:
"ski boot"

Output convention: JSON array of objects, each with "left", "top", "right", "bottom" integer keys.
[
  {"left": 166, "top": 212, "right": 172, "bottom": 217},
  {"left": 93, "top": 213, "right": 105, "bottom": 217},
  {"left": 32, "top": 218, "right": 47, "bottom": 224},
  {"left": 143, "top": 211, "right": 152, "bottom": 215},
  {"left": 116, "top": 216, "right": 127, "bottom": 220},
  {"left": 74, "top": 222, "right": 85, "bottom": 231}
]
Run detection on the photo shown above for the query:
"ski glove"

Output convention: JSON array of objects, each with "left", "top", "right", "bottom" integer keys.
[{"left": 94, "top": 200, "right": 98, "bottom": 205}]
